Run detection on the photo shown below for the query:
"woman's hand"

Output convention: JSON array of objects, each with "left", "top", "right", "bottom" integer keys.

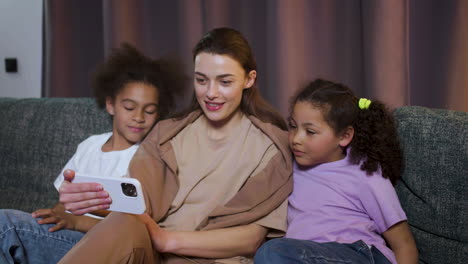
[
  {"left": 59, "top": 169, "right": 112, "bottom": 215},
  {"left": 32, "top": 203, "right": 77, "bottom": 232},
  {"left": 137, "top": 213, "right": 172, "bottom": 252}
]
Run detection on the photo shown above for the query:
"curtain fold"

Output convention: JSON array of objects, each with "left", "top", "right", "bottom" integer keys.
[
  {"left": 44, "top": 0, "right": 104, "bottom": 98},
  {"left": 447, "top": 0, "right": 468, "bottom": 110},
  {"left": 362, "top": 0, "right": 409, "bottom": 108},
  {"left": 43, "top": 0, "right": 468, "bottom": 114}
]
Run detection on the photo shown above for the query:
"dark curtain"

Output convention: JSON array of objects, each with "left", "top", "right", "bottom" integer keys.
[{"left": 43, "top": 0, "right": 468, "bottom": 116}]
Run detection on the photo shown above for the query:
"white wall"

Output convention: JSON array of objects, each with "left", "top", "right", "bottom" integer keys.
[{"left": 0, "top": 0, "right": 42, "bottom": 98}]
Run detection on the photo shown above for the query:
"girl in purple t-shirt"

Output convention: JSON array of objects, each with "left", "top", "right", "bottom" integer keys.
[{"left": 255, "top": 79, "right": 418, "bottom": 264}]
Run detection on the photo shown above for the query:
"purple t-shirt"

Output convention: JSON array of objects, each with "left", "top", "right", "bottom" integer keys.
[{"left": 286, "top": 153, "right": 406, "bottom": 264}]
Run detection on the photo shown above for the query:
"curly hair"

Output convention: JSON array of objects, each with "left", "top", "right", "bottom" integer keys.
[
  {"left": 291, "top": 79, "right": 402, "bottom": 185},
  {"left": 92, "top": 43, "right": 187, "bottom": 120}
]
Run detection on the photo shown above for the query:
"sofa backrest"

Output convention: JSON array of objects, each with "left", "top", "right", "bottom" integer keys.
[
  {"left": 394, "top": 106, "right": 467, "bottom": 264},
  {"left": 1, "top": 98, "right": 466, "bottom": 263},
  {"left": 0, "top": 97, "right": 112, "bottom": 212}
]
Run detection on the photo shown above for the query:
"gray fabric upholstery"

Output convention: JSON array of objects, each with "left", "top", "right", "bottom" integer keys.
[
  {"left": 394, "top": 106, "right": 467, "bottom": 264},
  {"left": 0, "top": 99, "right": 466, "bottom": 263},
  {"left": 0, "top": 98, "right": 111, "bottom": 213}
]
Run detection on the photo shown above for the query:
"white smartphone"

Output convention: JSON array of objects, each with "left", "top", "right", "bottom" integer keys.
[{"left": 73, "top": 174, "right": 146, "bottom": 214}]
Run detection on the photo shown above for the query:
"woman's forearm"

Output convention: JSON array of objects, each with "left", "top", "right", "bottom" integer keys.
[
  {"left": 163, "top": 224, "right": 268, "bottom": 258},
  {"left": 137, "top": 212, "right": 268, "bottom": 259},
  {"left": 165, "top": 224, "right": 267, "bottom": 258}
]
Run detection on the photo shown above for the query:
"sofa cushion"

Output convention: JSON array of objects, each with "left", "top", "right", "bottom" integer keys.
[
  {"left": 394, "top": 106, "right": 467, "bottom": 264},
  {"left": 0, "top": 98, "right": 111, "bottom": 213}
]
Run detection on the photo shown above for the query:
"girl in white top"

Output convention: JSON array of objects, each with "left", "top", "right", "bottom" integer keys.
[
  {"left": 34, "top": 42, "right": 186, "bottom": 230},
  {"left": 0, "top": 43, "right": 186, "bottom": 264}
]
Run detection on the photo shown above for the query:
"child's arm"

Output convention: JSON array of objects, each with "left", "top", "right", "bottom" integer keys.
[
  {"left": 89, "top": 209, "right": 111, "bottom": 217},
  {"left": 32, "top": 202, "right": 101, "bottom": 233},
  {"left": 382, "top": 220, "right": 418, "bottom": 264}
]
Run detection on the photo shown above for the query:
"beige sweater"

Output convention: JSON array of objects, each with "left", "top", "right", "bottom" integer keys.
[{"left": 132, "top": 110, "right": 293, "bottom": 231}]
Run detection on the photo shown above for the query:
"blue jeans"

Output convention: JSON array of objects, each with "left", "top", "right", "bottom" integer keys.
[
  {"left": 0, "top": 209, "right": 84, "bottom": 264},
  {"left": 254, "top": 238, "right": 392, "bottom": 264}
]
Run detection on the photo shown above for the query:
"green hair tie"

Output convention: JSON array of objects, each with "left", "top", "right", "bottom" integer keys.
[{"left": 358, "top": 98, "right": 372, "bottom": 110}]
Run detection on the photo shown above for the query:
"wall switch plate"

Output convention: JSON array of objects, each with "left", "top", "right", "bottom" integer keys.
[{"left": 5, "top": 58, "right": 18, "bottom": 73}]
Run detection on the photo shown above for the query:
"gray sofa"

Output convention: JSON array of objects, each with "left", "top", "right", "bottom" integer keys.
[{"left": 0, "top": 97, "right": 466, "bottom": 264}]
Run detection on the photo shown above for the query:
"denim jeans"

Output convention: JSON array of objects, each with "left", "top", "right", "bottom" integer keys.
[
  {"left": 0, "top": 209, "right": 84, "bottom": 264},
  {"left": 254, "top": 238, "right": 392, "bottom": 264}
]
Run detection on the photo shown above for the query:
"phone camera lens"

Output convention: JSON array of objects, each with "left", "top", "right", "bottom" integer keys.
[{"left": 121, "top": 183, "right": 137, "bottom": 197}]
